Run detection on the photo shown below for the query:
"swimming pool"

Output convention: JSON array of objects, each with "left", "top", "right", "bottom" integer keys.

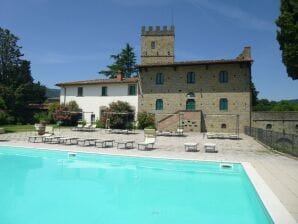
[{"left": 0, "top": 146, "right": 273, "bottom": 224}]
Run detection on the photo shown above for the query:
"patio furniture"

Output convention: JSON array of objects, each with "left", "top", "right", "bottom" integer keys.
[
  {"left": 43, "top": 136, "right": 63, "bottom": 144},
  {"left": 138, "top": 129, "right": 156, "bottom": 150},
  {"left": 176, "top": 128, "right": 184, "bottom": 136},
  {"left": 204, "top": 143, "right": 217, "bottom": 153},
  {"left": 77, "top": 138, "right": 96, "bottom": 146},
  {"left": 184, "top": 142, "right": 198, "bottom": 152},
  {"left": 116, "top": 141, "right": 134, "bottom": 149},
  {"left": 59, "top": 137, "right": 79, "bottom": 145},
  {"left": 28, "top": 133, "right": 53, "bottom": 143},
  {"left": 95, "top": 140, "right": 114, "bottom": 148}
]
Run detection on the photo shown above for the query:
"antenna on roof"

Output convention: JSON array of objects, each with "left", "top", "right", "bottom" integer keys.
[{"left": 171, "top": 7, "right": 174, "bottom": 26}]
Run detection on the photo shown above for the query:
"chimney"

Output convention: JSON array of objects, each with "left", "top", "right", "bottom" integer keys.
[
  {"left": 237, "top": 46, "right": 252, "bottom": 60},
  {"left": 116, "top": 70, "right": 124, "bottom": 81}
]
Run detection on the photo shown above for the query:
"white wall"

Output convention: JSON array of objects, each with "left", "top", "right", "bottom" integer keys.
[{"left": 59, "top": 83, "right": 138, "bottom": 123}]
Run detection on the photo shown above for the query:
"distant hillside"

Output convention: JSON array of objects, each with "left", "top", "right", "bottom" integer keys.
[
  {"left": 288, "top": 99, "right": 298, "bottom": 104},
  {"left": 46, "top": 88, "right": 60, "bottom": 98}
]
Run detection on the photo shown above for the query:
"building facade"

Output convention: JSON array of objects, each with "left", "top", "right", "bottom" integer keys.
[
  {"left": 56, "top": 74, "right": 138, "bottom": 123},
  {"left": 138, "top": 26, "right": 253, "bottom": 133}
]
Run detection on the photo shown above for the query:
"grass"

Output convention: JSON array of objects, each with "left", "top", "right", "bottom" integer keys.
[{"left": 0, "top": 125, "right": 35, "bottom": 133}]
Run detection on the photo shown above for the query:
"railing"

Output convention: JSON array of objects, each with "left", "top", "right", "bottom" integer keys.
[{"left": 244, "top": 126, "right": 298, "bottom": 157}]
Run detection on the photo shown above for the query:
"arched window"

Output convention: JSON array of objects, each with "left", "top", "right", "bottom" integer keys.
[
  {"left": 221, "top": 123, "right": 227, "bottom": 129},
  {"left": 186, "top": 99, "right": 196, "bottom": 111},
  {"left": 187, "top": 92, "right": 195, "bottom": 98},
  {"left": 155, "top": 73, "right": 164, "bottom": 85},
  {"left": 156, "top": 99, "right": 163, "bottom": 110},
  {"left": 219, "top": 98, "right": 228, "bottom": 110},
  {"left": 219, "top": 71, "right": 228, "bottom": 83},
  {"left": 187, "top": 72, "right": 196, "bottom": 84},
  {"left": 266, "top": 124, "right": 272, "bottom": 129}
]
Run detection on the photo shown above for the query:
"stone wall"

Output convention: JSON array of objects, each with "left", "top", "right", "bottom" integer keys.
[
  {"left": 141, "top": 26, "right": 174, "bottom": 64},
  {"left": 252, "top": 112, "right": 298, "bottom": 135},
  {"left": 139, "top": 63, "right": 251, "bottom": 132}
]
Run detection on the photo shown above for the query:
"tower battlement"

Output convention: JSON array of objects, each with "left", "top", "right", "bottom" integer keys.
[{"left": 141, "top": 26, "right": 175, "bottom": 36}]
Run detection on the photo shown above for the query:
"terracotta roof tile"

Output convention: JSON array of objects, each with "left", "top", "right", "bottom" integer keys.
[
  {"left": 56, "top": 77, "right": 138, "bottom": 87},
  {"left": 136, "top": 58, "right": 253, "bottom": 68}
]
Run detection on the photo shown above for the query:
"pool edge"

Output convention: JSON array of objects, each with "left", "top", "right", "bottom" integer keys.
[{"left": 242, "top": 162, "right": 297, "bottom": 224}]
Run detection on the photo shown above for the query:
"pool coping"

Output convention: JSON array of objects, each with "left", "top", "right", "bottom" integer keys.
[{"left": 0, "top": 143, "right": 297, "bottom": 224}]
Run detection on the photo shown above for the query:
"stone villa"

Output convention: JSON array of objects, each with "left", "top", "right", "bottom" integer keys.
[
  {"left": 57, "top": 25, "right": 253, "bottom": 133},
  {"left": 137, "top": 26, "right": 252, "bottom": 133}
]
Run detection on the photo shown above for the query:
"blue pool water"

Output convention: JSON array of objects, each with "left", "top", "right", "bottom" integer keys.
[{"left": 0, "top": 146, "right": 273, "bottom": 224}]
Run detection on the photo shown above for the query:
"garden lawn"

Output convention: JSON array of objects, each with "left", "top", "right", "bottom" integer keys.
[{"left": 0, "top": 125, "right": 35, "bottom": 133}]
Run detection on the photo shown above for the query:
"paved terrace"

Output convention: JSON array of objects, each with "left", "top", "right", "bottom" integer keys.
[{"left": 0, "top": 128, "right": 297, "bottom": 222}]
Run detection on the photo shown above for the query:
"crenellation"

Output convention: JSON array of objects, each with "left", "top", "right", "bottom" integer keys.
[{"left": 141, "top": 25, "right": 175, "bottom": 36}]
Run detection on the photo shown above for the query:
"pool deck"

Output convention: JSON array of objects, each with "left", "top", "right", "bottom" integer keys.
[{"left": 0, "top": 129, "right": 297, "bottom": 223}]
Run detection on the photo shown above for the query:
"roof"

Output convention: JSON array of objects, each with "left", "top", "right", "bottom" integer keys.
[
  {"left": 56, "top": 77, "right": 138, "bottom": 87},
  {"left": 136, "top": 58, "right": 253, "bottom": 68}
]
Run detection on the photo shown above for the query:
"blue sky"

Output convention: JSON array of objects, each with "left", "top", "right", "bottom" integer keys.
[{"left": 0, "top": 0, "right": 297, "bottom": 100}]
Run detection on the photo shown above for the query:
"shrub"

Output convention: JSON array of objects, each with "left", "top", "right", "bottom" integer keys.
[
  {"left": 137, "top": 111, "right": 155, "bottom": 129},
  {"left": 33, "top": 112, "right": 51, "bottom": 124},
  {"left": 95, "top": 119, "right": 105, "bottom": 128},
  {"left": 102, "top": 101, "right": 134, "bottom": 129},
  {"left": 0, "top": 111, "right": 14, "bottom": 125}
]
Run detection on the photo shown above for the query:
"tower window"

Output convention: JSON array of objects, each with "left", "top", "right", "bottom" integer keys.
[
  {"left": 77, "top": 87, "right": 83, "bottom": 97},
  {"left": 219, "top": 98, "right": 228, "bottom": 110},
  {"left": 187, "top": 72, "right": 196, "bottom": 84},
  {"left": 151, "top": 41, "right": 156, "bottom": 49},
  {"left": 155, "top": 73, "right": 164, "bottom": 85},
  {"left": 266, "top": 124, "right": 272, "bottom": 129},
  {"left": 219, "top": 71, "right": 229, "bottom": 83},
  {"left": 221, "top": 124, "right": 227, "bottom": 129},
  {"left": 156, "top": 99, "right": 163, "bottom": 110}
]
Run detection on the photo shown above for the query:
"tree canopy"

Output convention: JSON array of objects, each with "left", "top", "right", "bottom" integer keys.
[
  {"left": 0, "top": 27, "right": 46, "bottom": 124},
  {"left": 276, "top": 0, "right": 298, "bottom": 80},
  {"left": 99, "top": 43, "right": 137, "bottom": 78},
  {"left": 253, "top": 99, "right": 298, "bottom": 111}
]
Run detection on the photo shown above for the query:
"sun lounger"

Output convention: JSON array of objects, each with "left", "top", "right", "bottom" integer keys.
[
  {"left": 95, "top": 140, "right": 114, "bottom": 148},
  {"left": 184, "top": 142, "right": 198, "bottom": 152},
  {"left": 204, "top": 143, "right": 217, "bottom": 153},
  {"left": 59, "top": 137, "right": 79, "bottom": 145},
  {"left": 138, "top": 128, "right": 156, "bottom": 150},
  {"left": 43, "top": 135, "right": 63, "bottom": 144},
  {"left": 72, "top": 124, "right": 84, "bottom": 131},
  {"left": 176, "top": 128, "right": 184, "bottom": 136},
  {"left": 28, "top": 133, "right": 53, "bottom": 143},
  {"left": 116, "top": 141, "right": 134, "bottom": 149},
  {"left": 77, "top": 138, "right": 96, "bottom": 146}
]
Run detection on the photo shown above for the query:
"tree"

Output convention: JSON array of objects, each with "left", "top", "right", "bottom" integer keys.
[
  {"left": 251, "top": 81, "right": 259, "bottom": 107},
  {"left": 0, "top": 27, "right": 46, "bottom": 124},
  {"left": 99, "top": 43, "right": 137, "bottom": 78},
  {"left": 276, "top": 0, "right": 298, "bottom": 80}
]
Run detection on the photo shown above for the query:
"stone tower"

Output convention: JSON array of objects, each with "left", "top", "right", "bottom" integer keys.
[{"left": 141, "top": 25, "right": 175, "bottom": 65}]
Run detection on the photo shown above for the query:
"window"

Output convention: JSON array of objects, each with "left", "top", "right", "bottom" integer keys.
[
  {"left": 296, "top": 124, "right": 298, "bottom": 129},
  {"left": 91, "top": 114, "right": 95, "bottom": 123},
  {"left": 266, "top": 124, "right": 272, "bottom": 129},
  {"left": 219, "top": 71, "right": 228, "bottom": 83},
  {"left": 128, "top": 85, "right": 136, "bottom": 96},
  {"left": 77, "top": 87, "right": 83, "bottom": 97},
  {"left": 155, "top": 73, "right": 164, "bottom": 85},
  {"left": 221, "top": 123, "right": 227, "bottom": 129},
  {"left": 101, "top": 86, "right": 107, "bottom": 96},
  {"left": 187, "top": 72, "right": 196, "bottom": 84},
  {"left": 151, "top": 41, "right": 156, "bottom": 49},
  {"left": 156, "top": 99, "right": 163, "bottom": 110},
  {"left": 219, "top": 98, "right": 228, "bottom": 110},
  {"left": 186, "top": 99, "right": 196, "bottom": 111}
]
